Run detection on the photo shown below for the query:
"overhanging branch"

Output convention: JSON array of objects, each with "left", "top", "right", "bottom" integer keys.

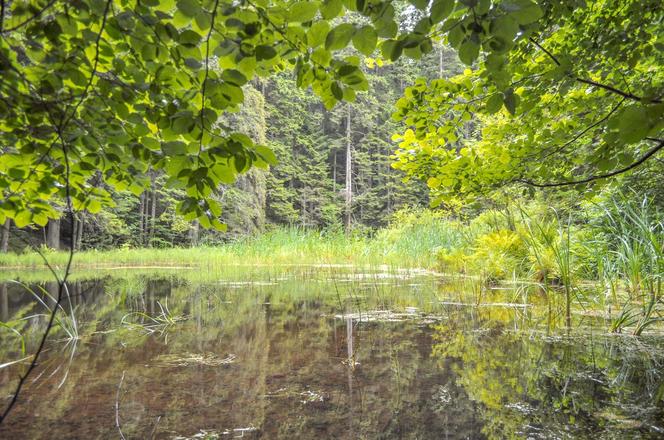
[
  {"left": 528, "top": 37, "right": 662, "bottom": 104},
  {"left": 516, "top": 139, "right": 664, "bottom": 188}
]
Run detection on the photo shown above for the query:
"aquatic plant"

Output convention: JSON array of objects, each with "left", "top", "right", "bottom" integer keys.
[
  {"left": 120, "top": 300, "right": 186, "bottom": 335},
  {"left": 7, "top": 281, "right": 79, "bottom": 341},
  {"left": 599, "top": 196, "right": 664, "bottom": 335}
]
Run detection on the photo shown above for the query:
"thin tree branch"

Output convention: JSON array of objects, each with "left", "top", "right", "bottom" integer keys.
[
  {"left": 61, "top": 0, "right": 112, "bottom": 129},
  {"left": 0, "top": 136, "right": 76, "bottom": 425},
  {"left": 198, "top": 0, "right": 220, "bottom": 157},
  {"left": 535, "top": 97, "right": 626, "bottom": 160},
  {"left": 0, "top": 1, "right": 111, "bottom": 424},
  {"left": 1, "top": 0, "right": 59, "bottom": 34},
  {"left": 574, "top": 78, "right": 660, "bottom": 104},
  {"left": 528, "top": 37, "right": 662, "bottom": 104},
  {"left": 529, "top": 36, "right": 562, "bottom": 66},
  {"left": 517, "top": 139, "right": 664, "bottom": 188}
]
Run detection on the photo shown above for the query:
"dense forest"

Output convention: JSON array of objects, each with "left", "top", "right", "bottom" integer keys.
[
  {"left": 0, "top": 45, "right": 459, "bottom": 250},
  {"left": 0, "top": 0, "right": 661, "bottom": 252},
  {"left": 0, "top": 0, "right": 663, "bottom": 437}
]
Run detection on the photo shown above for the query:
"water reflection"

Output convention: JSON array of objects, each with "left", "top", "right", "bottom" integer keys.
[{"left": 0, "top": 269, "right": 662, "bottom": 439}]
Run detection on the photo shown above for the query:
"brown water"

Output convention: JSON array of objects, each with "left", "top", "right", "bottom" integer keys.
[{"left": 0, "top": 267, "right": 663, "bottom": 439}]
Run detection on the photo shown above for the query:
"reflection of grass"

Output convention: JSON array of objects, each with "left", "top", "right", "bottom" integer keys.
[
  {"left": 121, "top": 300, "right": 186, "bottom": 335},
  {"left": 11, "top": 281, "right": 79, "bottom": 341},
  {"left": 0, "top": 321, "right": 26, "bottom": 358}
]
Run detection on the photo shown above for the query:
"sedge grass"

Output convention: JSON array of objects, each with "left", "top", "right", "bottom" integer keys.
[{"left": 0, "top": 223, "right": 450, "bottom": 271}]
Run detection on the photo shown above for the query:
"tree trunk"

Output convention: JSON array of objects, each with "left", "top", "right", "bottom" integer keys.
[
  {"left": 46, "top": 219, "right": 60, "bottom": 250},
  {"left": 344, "top": 104, "right": 352, "bottom": 233},
  {"left": 150, "top": 187, "right": 157, "bottom": 246},
  {"left": 439, "top": 46, "right": 443, "bottom": 78},
  {"left": 386, "top": 163, "right": 392, "bottom": 215},
  {"left": 189, "top": 220, "right": 199, "bottom": 247},
  {"left": 0, "top": 283, "right": 8, "bottom": 322},
  {"left": 76, "top": 215, "right": 84, "bottom": 249},
  {"left": 72, "top": 216, "right": 78, "bottom": 251},
  {"left": 301, "top": 190, "right": 307, "bottom": 228},
  {"left": 139, "top": 192, "right": 145, "bottom": 245},
  {"left": 0, "top": 219, "right": 10, "bottom": 253},
  {"left": 143, "top": 191, "right": 150, "bottom": 246},
  {"left": 332, "top": 149, "right": 337, "bottom": 193}
]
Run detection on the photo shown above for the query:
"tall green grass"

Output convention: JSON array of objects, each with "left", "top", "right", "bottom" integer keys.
[
  {"left": 597, "top": 196, "right": 663, "bottom": 335},
  {"left": 0, "top": 211, "right": 458, "bottom": 271},
  {"left": 2, "top": 199, "right": 662, "bottom": 335}
]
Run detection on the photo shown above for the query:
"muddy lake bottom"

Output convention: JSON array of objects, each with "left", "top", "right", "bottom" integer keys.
[{"left": 0, "top": 266, "right": 663, "bottom": 439}]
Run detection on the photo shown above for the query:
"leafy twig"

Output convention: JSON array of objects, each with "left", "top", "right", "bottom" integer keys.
[{"left": 517, "top": 139, "right": 664, "bottom": 188}]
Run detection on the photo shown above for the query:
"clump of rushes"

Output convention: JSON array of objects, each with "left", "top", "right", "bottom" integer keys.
[{"left": 600, "top": 196, "right": 663, "bottom": 335}]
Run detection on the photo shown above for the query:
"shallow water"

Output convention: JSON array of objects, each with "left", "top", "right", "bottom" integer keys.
[{"left": 0, "top": 267, "right": 663, "bottom": 439}]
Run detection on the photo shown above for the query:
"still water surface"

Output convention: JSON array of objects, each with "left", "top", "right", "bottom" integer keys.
[{"left": 0, "top": 266, "right": 663, "bottom": 439}]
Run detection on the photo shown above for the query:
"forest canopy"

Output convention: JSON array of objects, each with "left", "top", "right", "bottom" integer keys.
[{"left": 0, "top": 0, "right": 662, "bottom": 231}]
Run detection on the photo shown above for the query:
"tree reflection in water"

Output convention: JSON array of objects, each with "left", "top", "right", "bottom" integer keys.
[{"left": 0, "top": 269, "right": 662, "bottom": 438}]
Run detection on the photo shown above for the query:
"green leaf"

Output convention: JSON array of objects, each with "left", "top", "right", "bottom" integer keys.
[
  {"left": 408, "top": 0, "right": 429, "bottom": 10},
  {"left": 171, "top": 112, "right": 196, "bottom": 134},
  {"left": 340, "top": 69, "right": 367, "bottom": 87},
  {"left": 485, "top": 93, "right": 504, "bottom": 114},
  {"left": 503, "top": 89, "right": 519, "bottom": 115},
  {"left": 510, "top": 4, "right": 544, "bottom": 25},
  {"left": 162, "top": 141, "right": 187, "bottom": 155},
  {"left": 342, "top": 87, "right": 356, "bottom": 101},
  {"left": 179, "top": 29, "right": 202, "bottom": 47},
  {"left": 490, "top": 15, "right": 519, "bottom": 42},
  {"left": 141, "top": 44, "right": 157, "bottom": 61},
  {"left": 220, "top": 82, "right": 244, "bottom": 104},
  {"left": 14, "top": 211, "right": 32, "bottom": 228},
  {"left": 210, "top": 218, "right": 227, "bottom": 232},
  {"left": 458, "top": 39, "right": 479, "bottom": 65},
  {"left": 381, "top": 40, "right": 402, "bottom": 61},
  {"left": 256, "top": 45, "right": 277, "bottom": 61},
  {"left": 87, "top": 199, "right": 102, "bottom": 214},
  {"left": 184, "top": 57, "right": 202, "bottom": 69},
  {"left": 194, "top": 11, "right": 212, "bottom": 31},
  {"left": 325, "top": 23, "right": 355, "bottom": 51},
  {"left": 233, "top": 153, "right": 247, "bottom": 172},
  {"left": 255, "top": 145, "right": 278, "bottom": 165},
  {"left": 288, "top": 1, "right": 320, "bottom": 22},
  {"left": 447, "top": 26, "right": 464, "bottom": 49},
  {"left": 331, "top": 81, "right": 344, "bottom": 100},
  {"left": 311, "top": 47, "right": 332, "bottom": 65},
  {"left": 33, "top": 213, "right": 48, "bottom": 227},
  {"left": 307, "top": 21, "right": 330, "bottom": 48},
  {"left": 221, "top": 69, "right": 248, "bottom": 86},
  {"left": 375, "top": 19, "right": 398, "bottom": 38},
  {"left": 177, "top": 0, "right": 201, "bottom": 18},
  {"left": 618, "top": 106, "right": 650, "bottom": 143},
  {"left": 320, "top": 0, "right": 343, "bottom": 19},
  {"left": 430, "top": 0, "right": 454, "bottom": 23},
  {"left": 352, "top": 26, "right": 377, "bottom": 56}
]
